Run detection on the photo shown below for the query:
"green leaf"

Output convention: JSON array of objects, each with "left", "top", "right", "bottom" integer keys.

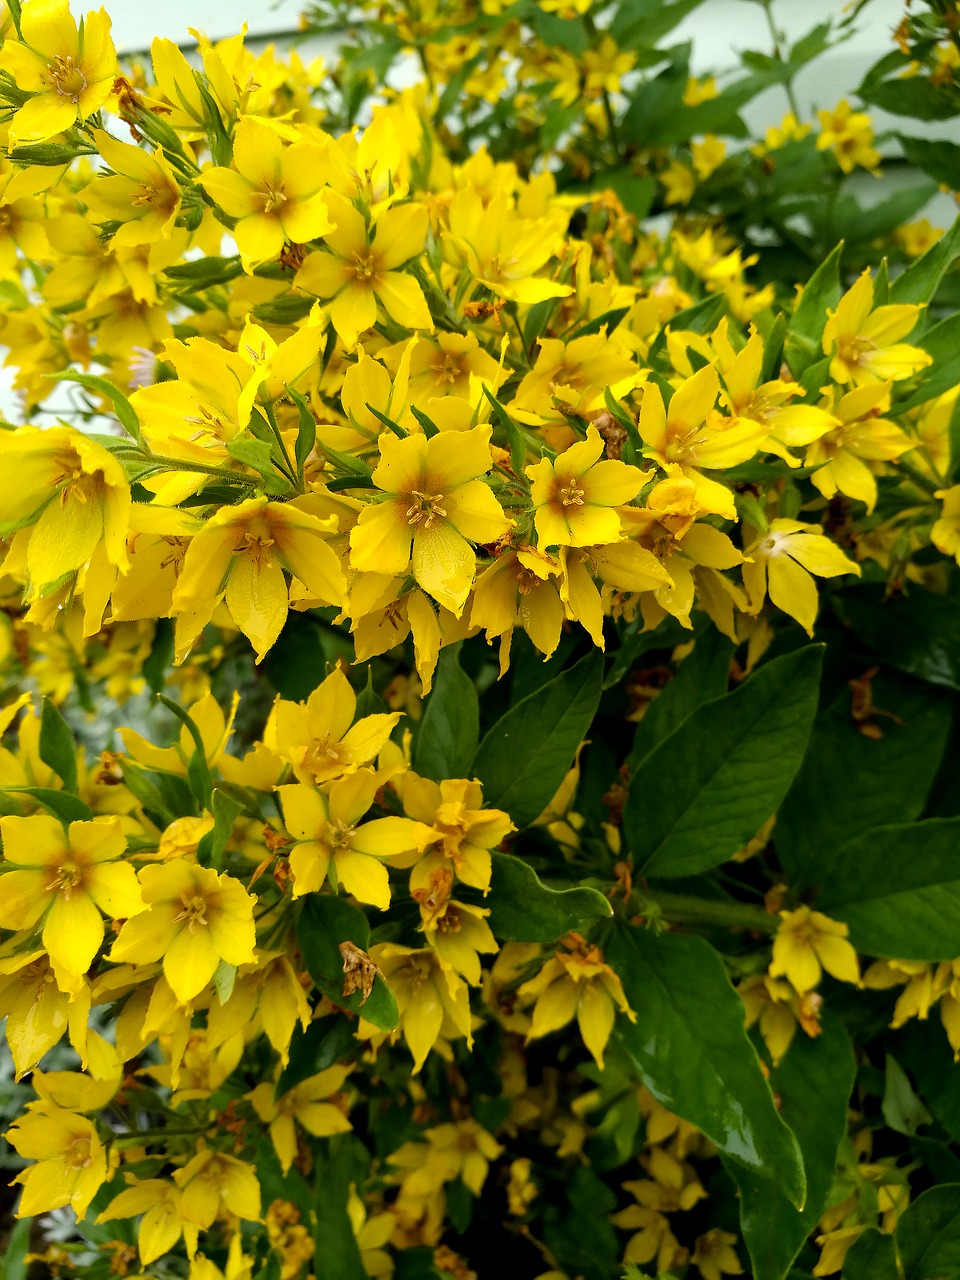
[
  {"left": 312, "top": 1151, "right": 368, "bottom": 1280},
  {"left": 289, "top": 387, "right": 317, "bottom": 475},
  {"left": 484, "top": 850, "right": 611, "bottom": 943},
  {"left": 860, "top": 75, "right": 960, "bottom": 121},
  {"left": 784, "top": 242, "right": 843, "bottom": 375},
  {"left": 196, "top": 789, "right": 245, "bottom": 871},
  {"left": 832, "top": 584, "right": 960, "bottom": 692},
  {"left": 157, "top": 694, "right": 213, "bottom": 807},
  {"left": 898, "top": 135, "right": 960, "bottom": 191},
  {"left": 624, "top": 646, "right": 822, "bottom": 877},
  {"left": 729, "top": 1014, "right": 855, "bottom": 1280},
  {"left": 482, "top": 386, "right": 527, "bottom": 478},
  {"left": 472, "top": 649, "right": 603, "bottom": 829},
  {"left": 296, "top": 895, "right": 399, "bottom": 1031},
  {"left": 609, "top": 924, "right": 806, "bottom": 1206},
  {"left": 890, "top": 215, "right": 960, "bottom": 306},
  {"left": 55, "top": 371, "right": 142, "bottom": 442},
  {"left": 897, "top": 1184, "right": 960, "bottom": 1279},
  {"left": 213, "top": 959, "right": 237, "bottom": 1005},
  {"left": 776, "top": 670, "right": 951, "bottom": 887},
  {"left": 39, "top": 698, "right": 77, "bottom": 794},
  {"left": 841, "top": 183, "right": 939, "bottom": 245},
  {"left": 894, "top": 311, "right": 960, "bottom": 412},
  {"left": 414, "top": 644, "right": 479, "bottom": 782},
  {"left": 0, "top": 1218, "right": 31, "bottom": 1280},
  {"left": 0, "top": 787, "right": 92, "bottom": 822},
  {"left": 225, "top": 437, "right": 290, "bottom": 495},
  {"left": 628, "top": 628, "right": 733, "bottom": 767},
  {"left": 882, "top": 1054, "right": 932, "bottom": 1137},
  {"left": 841, "top": 1229, "right": 899, "bottom": 1280},
  {"left": 817, "top": 817, "right": 960, "bottom": 961}
]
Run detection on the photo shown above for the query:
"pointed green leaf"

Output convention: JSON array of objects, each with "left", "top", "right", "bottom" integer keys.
[
  {"left": 484, "top": 851, "right": 611, "bottom": 943},
  {"left": 890, "top": 215, "right": 960, "bottom": 306},
  {"left": 818, "top": 818, "right": 960, "bottom": 960},
  {"left": 729, "top": 1015, "right": 856, "bottom": 1280},
  {"left": 609, "top": 924, "right": 806, "bottom": 1207},
  {"left": 842, "top": 1229, "right": 899, "bottom": 1280},
  {"left": 784, "top": 242, "right": 843, "bottom": 375},
  {"left": 472, "top": 650, "right": 603, "bottom": 829},
  {"left": 777, "top": 671, "right": 951, "bottom": 887},
  {"left": 296, "top": 895, "right": 398, "bottom": 1031},
  {"left": 39, "top": 698, "right": 77, "bottom": 794},
  {"left": 625, "top": 647, "right": 822, "bottom": 877},
  {"left": 897, "top": 1184, "right": 960, "bottom": 1280},
  {"left": 414, "top": 644, "right": 479, "bottom": 782}
]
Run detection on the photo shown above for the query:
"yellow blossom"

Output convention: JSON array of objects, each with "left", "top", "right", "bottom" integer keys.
[
  {"left": 527, "top": 426, "right": 647, "bottom": 548},
  {"left": 742, "top": 518, "right": 860, "bottom": 636},
  {"left": 400, "top": 774, "right": 514, "bottom": 892},
  {"left": 769, "top": 906, "right": 861, "bottom": 994},
  {"left": 816, "top": 100, "right": 881, "bottom": 173},
  {"left": 371, "top": 942, "right": 473, "bottom": 1071},
  {"left": 349, "top": 426, "right": 511, "bottom": 615},
  {"left": 807, "top": 383, "right": 915, "bottom": 511},
  {"left": 198, "top": 118, "right": 334, "bottom": 266},
  {"left": 279, "top": 771, "right": 434, "bottom": 909},
  {"left": 7, "top": 1106, "right": 108, "bottom": 1217},
  {"left": 0, "top": 0, "right": 117, "bottom": 144},
  {"left": 97, "top": 1178, "right": 186, "bottom": 1266},
  {"left": 0, "top": 814, "right": 142, "bottom": 990},
  {"left": 248, "top": 1067, "right": 352, "bottom": 1172},
  {"left": 518, "top": 931, "right": 635, "bottom": 1069},
  {"left": 109, "top": 862, "right": 256, "bottom": 1005},
  {"left": 83, "top": 130, "right": 182, "bottom": 247},
  {"left": 691, "top": 1228, "right": 743, "bottom": 1280},
  {"left": 823, "top": 269, "right": 932, "bottom": 387},
  {"left": 295, "top": 191, "right": 432, "bottom": 344}
]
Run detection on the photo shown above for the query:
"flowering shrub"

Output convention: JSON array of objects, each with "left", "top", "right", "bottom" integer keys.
[{"left": 2, "top": 1, "right": 960, "bottom": 1278}]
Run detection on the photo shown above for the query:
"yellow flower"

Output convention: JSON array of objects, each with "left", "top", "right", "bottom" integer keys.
[
  {"left": 527, "top": 427, "right": 646, "bottom": 548},
  {"left": 470, "top": 545, "right": 565, "bottom": 675},
  {"left": 0, "top": 814, "right": 142, "bottom": 990},
  {"left": 0, "top": 0, "right": 117, "bottom": 144},
  {"left": 371, "top": 942, "right": 473, "bottom": 1071},
  {"left": 6, "top": 1106, "right": 108, "bottom": 1217},
  {"left": 769, "top": 906, "right": 861, "bottom": 993},
  {"left": 807, "top": 383, "right": 915, "bottom": 511},
  {"left": 895, "top": 218, "right": 943, "bottom": 258},
  {"left": 413, "top": 866, "right": 498, "bottom": 984},
  {"left": 933, "top": 484, "right": 960, "bottom": 564},
  {"left": 173, "top": 1148, "right": 261, "bottom": 1233},
  {"left": 691, "top": 1228, "right": 743, "bottom": 1280},
  {"left": 109, "top": 862, "right": 256, "bottom": 1005},
  {"left": 279, "top": 771, "right": 434, "bottom": 909},
  {"left": 742, "top": 518, "right": 860, "bottom": 636},
  {"left": 198, "top": 118, "right": 334, "bottom": 266},
  {"left": 812, "top": 1225, "right": 864, "bottom": 1276},
  {"left": 518, "top": 931, "right": 635, "bottom": 1069},
  {"left": 399, "top": 774, "right": 514, "bottom": 892},
  {"left": 638, "top": 367, "right": 763, "bottom": 519},
  {"left": 295, "top": 191, "right": 432, "bottom": 344},
  {"left": 349, "top": 426, "right": 511, "bottom": 615},
  {"left": 0, "top": 425, "right": 130, "bottom": 591},
  {"left": 816, "top": 100, "right": 881, "bottom": 174},
  {"left": 661, "top": 160, "right": 696, "bottom": 206},
  {"left": 97, "top": 1178, "right": 185, "bottom": 1266},
  {"left": 265, "top": 664, "right": 400, "bottom": 785},
  {"left": 823, "top": 269, "right": 932, "bottom": 386},
  {"left": 0, "top": 948, "right": 77, "bottom": 1078},
  {"left": 691, "top": 135, "right": 726, "bottom": 181},
  {"left": 83, "top": 129, "right": 182, "bottom": 247},
  {"left": 445, "top": 186, "right": 573, "bottom": 304},
  {"left": 171, "top": 496, "right": 346, "bottom": 662},
  {"left": 247, "top": 1066, "right": 352, "bottom": 1172}
]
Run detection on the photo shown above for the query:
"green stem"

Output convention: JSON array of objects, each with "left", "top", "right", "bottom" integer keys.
[
  {"left": 640, "top": 890, "right": 778, "bottom": 935},
  {"left": 760, "top": 0, "right": 801, "bottom": 119}
]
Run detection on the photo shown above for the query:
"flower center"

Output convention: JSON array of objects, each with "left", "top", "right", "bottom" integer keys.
[
  {"left": 302, "top": 733, "right": 350, "bottom": 778},
  {"left": 65, "top": 1136, "right": 93, "bottom": 1169},
  {"left": 49, "top": 860, "right": 83, "bottom": 897},
  {"left": 48, "top": 55, "right": 86, "bottom": 99},
  {"left": 350, "top": 252, "right": 377, "bottom": 282},
  {"left": 558, "top": 478, "right": 586, "bottom": 507},
  {"left": 176, "top": 893, "right": 209, "bottom": 932},
  {"left": 405, "top": 490, "right": 447, "bottom": 528},
  {"left": 259, "top": 182, "right": 287, "bottom": 215},
  {"left": 325, "top": 818, "right": 354, "bottom": 850}
]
